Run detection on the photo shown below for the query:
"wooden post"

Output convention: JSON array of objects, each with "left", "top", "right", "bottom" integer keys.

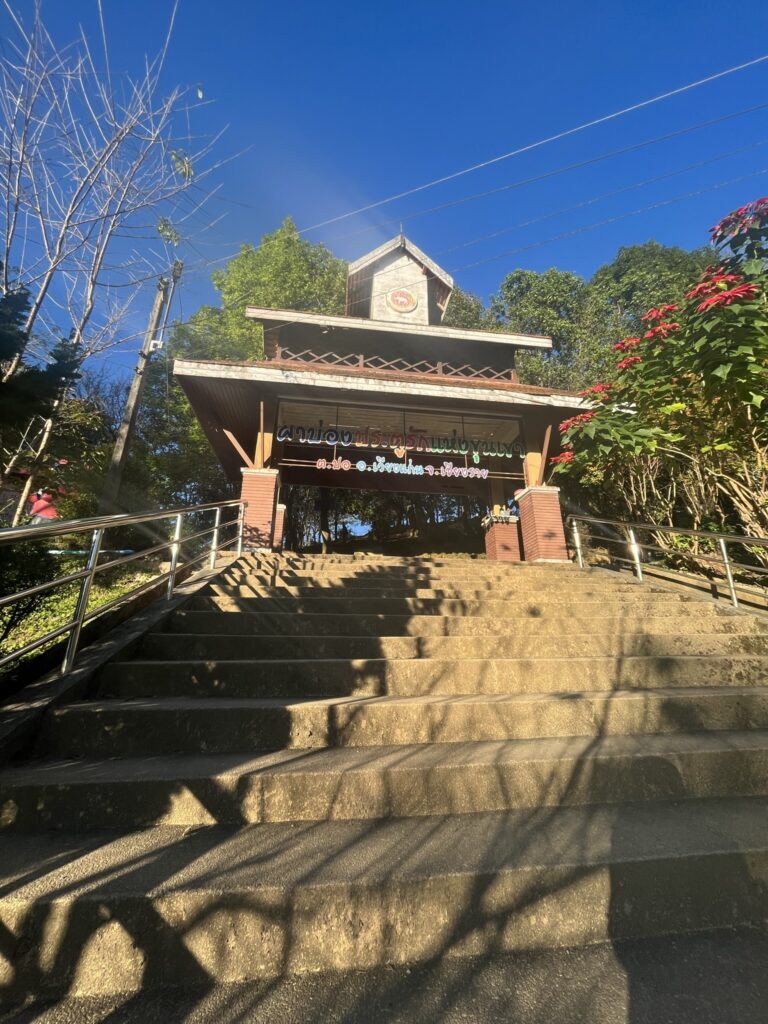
[
  {"left": 257, "top": 401, "right": 265, "bottom": 469},
  {"left": 99, "top": 264, "right": 182, "bottom": 512},
  {"left": 536, "top": 425, "right": 553, "bottom": 487}
]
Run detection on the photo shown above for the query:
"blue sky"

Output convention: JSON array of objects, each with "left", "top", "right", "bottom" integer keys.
[{"left": 11, "top": 0, "right": 768, "bottom": 379}]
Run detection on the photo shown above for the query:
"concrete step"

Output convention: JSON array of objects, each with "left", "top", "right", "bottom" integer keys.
[
  {"left": 10, "top": 929, "right": 768, "bottom": 1024},
  {"left": 136, "top": 631, "right": 768, "bottom": 662},
  {"left": 38, "top": 687, "right": 768, "bottom": 758},
  {"left": 190, "top": 594, "right": 704, "bottom": 617},
  {"left": 225, "top": 569, "right": 610, "bottom": 585},
  {"left": 96, "top": 654, "right": 768, "bottom": 700},
  {"left": 245, "top": 556, "right": 578, "bottom": 569},
  {"left": 4, "top": 733, "right": 768, "bottom": 829},
  {"left": 1, "top": 798, "right": 766, "bottom": 998},
  {"left": 163, "top": 609, "right": 767, "bottom": 637},
  {"left": 210, "top": 582, "right": 668, "bottom": 601}
]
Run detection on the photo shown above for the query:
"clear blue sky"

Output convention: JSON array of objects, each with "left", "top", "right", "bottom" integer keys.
[{"left": 12, "top": 0, "right": 768, "bottom": 379}]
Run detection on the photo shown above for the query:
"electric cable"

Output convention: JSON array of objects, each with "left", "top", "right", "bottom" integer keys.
[{"left": 300, "top": 54, "right": 768, "bottom": 232}]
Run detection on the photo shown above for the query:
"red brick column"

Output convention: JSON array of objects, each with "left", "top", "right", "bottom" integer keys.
[
  {"left": 239, "top": 469, "right": 279, "bottom": 550},
  {"left": 484, "top": 518, "right": 522, "bottom": 561},
  {"left": 517, "top": 486, "right": 569, "bottom": 562},
  {"left": 272, "top": 502, "right": 286, "bottom": 551}
]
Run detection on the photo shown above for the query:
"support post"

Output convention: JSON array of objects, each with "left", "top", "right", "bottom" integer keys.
[
  {"left": 209, "top": 506, "right": 222, "bottom": 569},
  {"left": 571, "top": 519, "right": 584, "bottom": 568},
  {"left": 99, "top": 262, "right": 182, "bottom": 512},
  {"left": 236, "top": 503, "right": 246, "bottom": 557},
  {"left": 719, "top": 537, "right": 739, "bottom": 608},
  {"left": 62, "top": 527, "right": 103, "bottom": 674},
  {"left": 239, "top": 468, "right": 279, "bottom": 549},
  {"left": 517, "top": 486, "right": 569, "bottom": 562},
  {"left": 167, "top": 513, "right": 183, "bottom": 600},
  {"left": 484, "top": 516, "right": 522, "bottom": 561},
  {"left": 272, "top": 503, "right": 287, "bottom": 551},
  {"left": 627, "top": 527, "right": 644, "bottom": 582}
]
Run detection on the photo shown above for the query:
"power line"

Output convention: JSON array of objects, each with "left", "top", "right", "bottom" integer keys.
[
  {"left": 100, "top": 159, "right": 768, "bottom": 355},
  {"left": 300, "top": 53, "right": 768, "bottom": 232},
  {"left": 439, "top": 138, "right": 768, "bottom": 256},
  {"left": 322, "top": 101, "right": 768, "bottom": 245},
  {"left": 131, "top": 165, "right": 768, "bottom": 349},
  {"left": 452, "top": 167, "right": 768, "bottom": 273},
  {"left": 149, "top": 100, "right": 768, "bottom": 286}
]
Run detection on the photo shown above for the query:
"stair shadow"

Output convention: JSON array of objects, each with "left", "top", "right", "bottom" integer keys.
[{"left": 1, "top": 556, "right": 767, "bottom": 1021}]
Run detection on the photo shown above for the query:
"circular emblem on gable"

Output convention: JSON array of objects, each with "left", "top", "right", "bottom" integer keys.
[{"left": 386, "top": 288, "right": 418, "bottom": 313}]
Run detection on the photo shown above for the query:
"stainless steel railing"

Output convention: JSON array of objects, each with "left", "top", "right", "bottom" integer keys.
[
  {"left": 566, "top": 514, "right": 768, "bottom": 610},
  {"left": 0, "top": 499, "right": 246, "bottom": 675}
]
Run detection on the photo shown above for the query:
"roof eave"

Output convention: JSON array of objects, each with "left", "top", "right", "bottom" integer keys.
[{"left": 244, "top": 306, "right": 552, "bottom": 350}]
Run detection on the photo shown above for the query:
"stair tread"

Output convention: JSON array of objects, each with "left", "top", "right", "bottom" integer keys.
[
  {"left": 47, "top": 684, "right": 768, "bottom": 714},
  {"left": 6, "top": 729, "right": 768, "bottom": 786},
  {"left": 106, "top": 653, "right": 768, "bottom": 666},
  {"left": 2, "top": 797, "right": 766, "bottom": 901}
]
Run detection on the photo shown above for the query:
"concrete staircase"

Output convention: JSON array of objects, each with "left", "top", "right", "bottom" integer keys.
[{"left": 1, "top": 554, "right": 768, "bottom": 1018}]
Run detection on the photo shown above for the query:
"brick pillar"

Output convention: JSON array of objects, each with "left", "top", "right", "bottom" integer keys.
[
  {"left": 272, "top": 502, "right": 286, "bottom": 551},
  {"left": 517, "top": 486, "right": 569, "bottom": 562},
  {"left": 484, "top": 517, "right": 522, "bottom": 561},
  {"left": 239, "top": 469, "right": 279, "bottom": 550}
]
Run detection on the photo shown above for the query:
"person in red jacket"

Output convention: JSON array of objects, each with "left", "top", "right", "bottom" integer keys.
[{"left": 28, "top": 488, "right": 59, "bottom": 525}]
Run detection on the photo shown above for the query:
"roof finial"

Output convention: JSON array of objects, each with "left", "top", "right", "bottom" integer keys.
[{"left": 399, "top": 222, "right": 404, "bottom": 242}]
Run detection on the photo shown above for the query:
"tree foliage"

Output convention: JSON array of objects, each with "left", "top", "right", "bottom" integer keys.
[
  {"left": 553, "top": 199, "right": 768, "bottom": 561},
  {"left": 121, "top": 220, "right": 347, "bottom": 509},
  {"left": 442, "top": 287, "right": 496, "bottom": 330},
  {"left": 486, "top": 244, "right": 713, "bottom": 391}
]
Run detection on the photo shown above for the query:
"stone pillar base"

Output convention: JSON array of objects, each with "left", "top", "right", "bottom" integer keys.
[
  {"left": 272, "top": 502, "right": 286, "bottom": 551},
  {"left": 239, "top": 469, "right": 279, "bottom": 549},
  {"left": 517, "top": 486, "right": 569, "bottom": 562},
  {"left": 484, "top": 516, "right": 522, "bottom": 562}
]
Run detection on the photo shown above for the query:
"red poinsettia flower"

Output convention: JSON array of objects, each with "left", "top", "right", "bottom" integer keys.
[
  {"left": 578, "top": 382, "right": 611, "bottom": 397},
  {"left": 697, "top": 282, "right": 759, "bottom": 312},
  {"left": 559, "top": 412, "right": 595, "bottom": 433},
  {"left": 709, "top": 274, "right": 742, "bottom": 285},
  {"left": 710, "top": 197, "right": 768, "bottom": 242},
  {"left": 613, "top": 336, "right": 641, "bottom": 352},
  {"left": 643, "top": 322, "right": 680, "bottom": 340},
  {"left": 616, "top": 355, "right": 642, "bottom": 371},
  {"left": 641, "top": 304, "right": 678, "bottom": 322},
  {"left": 550, "top": 450, "right": 575, "bottom": 465}
]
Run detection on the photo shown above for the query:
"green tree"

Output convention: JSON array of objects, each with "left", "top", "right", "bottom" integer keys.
[
  {"left": 0, "top": 278, "right": 81, "bottom": 451},
  {"left": 492, "top": 268, "right": 614, "bottom": 390},
  {"left": 197, "top": 217, "right": 348, "bottom": 359},
  {"left": 554, "top": 198, "right": 768, "bottom": 558},
  {"left": 120, "top": 219, "right": 348, "bottom": 508},
  {"left": 492, "top": 243, "right": 714, "bottom": 392},
  {"left": 589, "top": 240, "right": 711, "bottom": 333},
  {"left": 442, "top": 287, "right": 495, "bottom": 330}
]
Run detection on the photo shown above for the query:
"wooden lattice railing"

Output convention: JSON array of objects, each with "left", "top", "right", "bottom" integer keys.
[{"left": 266, "top": 347, "right": 517, "bottom": 383}]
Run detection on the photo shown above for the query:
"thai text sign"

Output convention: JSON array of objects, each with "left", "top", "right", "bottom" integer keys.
[
  {"left": 277, "top": 423, "right": 524, "bottom": 464},
  {"left": 316, "top": 456, "right": 490, "bottom": 479}
]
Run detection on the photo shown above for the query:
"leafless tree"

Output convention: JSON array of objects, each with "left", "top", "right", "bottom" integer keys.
[{"left": 0, "top": 0, "right": 227, "bottom": 519}]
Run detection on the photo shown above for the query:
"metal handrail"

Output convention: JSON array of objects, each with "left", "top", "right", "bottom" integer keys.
[
  {"left": 566, "top": 513, "right": 768, "bottom": 610},
  {"left": 1, "top": 498, "right": 246, "bottom": 675}
]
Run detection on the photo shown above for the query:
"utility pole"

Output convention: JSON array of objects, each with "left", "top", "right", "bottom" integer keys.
[{"left": 99, "top": 260, "right": 182, "bottom": 513}]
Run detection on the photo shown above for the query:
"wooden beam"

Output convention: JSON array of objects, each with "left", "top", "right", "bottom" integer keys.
[
  {"left": 222, "top": 429, "right": 255, "bottom": 469},
  {"left": 536, "top": 425, "right": 553, "bottom": 487},
  {"left": 257, "top": 401, "right": 265, "bottom": 468}
]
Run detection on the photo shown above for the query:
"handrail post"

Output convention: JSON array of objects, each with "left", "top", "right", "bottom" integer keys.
[
  {"left": 209, "top": 506, "right": 222, "bottom": 570},
  {"left": 236, "top": 502, "right": 245, "bottom": 557},
  {"left": 166, "top": 513, "right": 183, "bottom": 600},
  {"left": 571, "top": 519, "right": 584, "bottom": 568},
  {"left": 627, "top": 527, "right": 644, "bottom": 582},
  {"left": 62, "top": 527, "right": 104, "bottom": 674},
  {"left": 719, "top": 537, "right": 739, "bottom": 609}
]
